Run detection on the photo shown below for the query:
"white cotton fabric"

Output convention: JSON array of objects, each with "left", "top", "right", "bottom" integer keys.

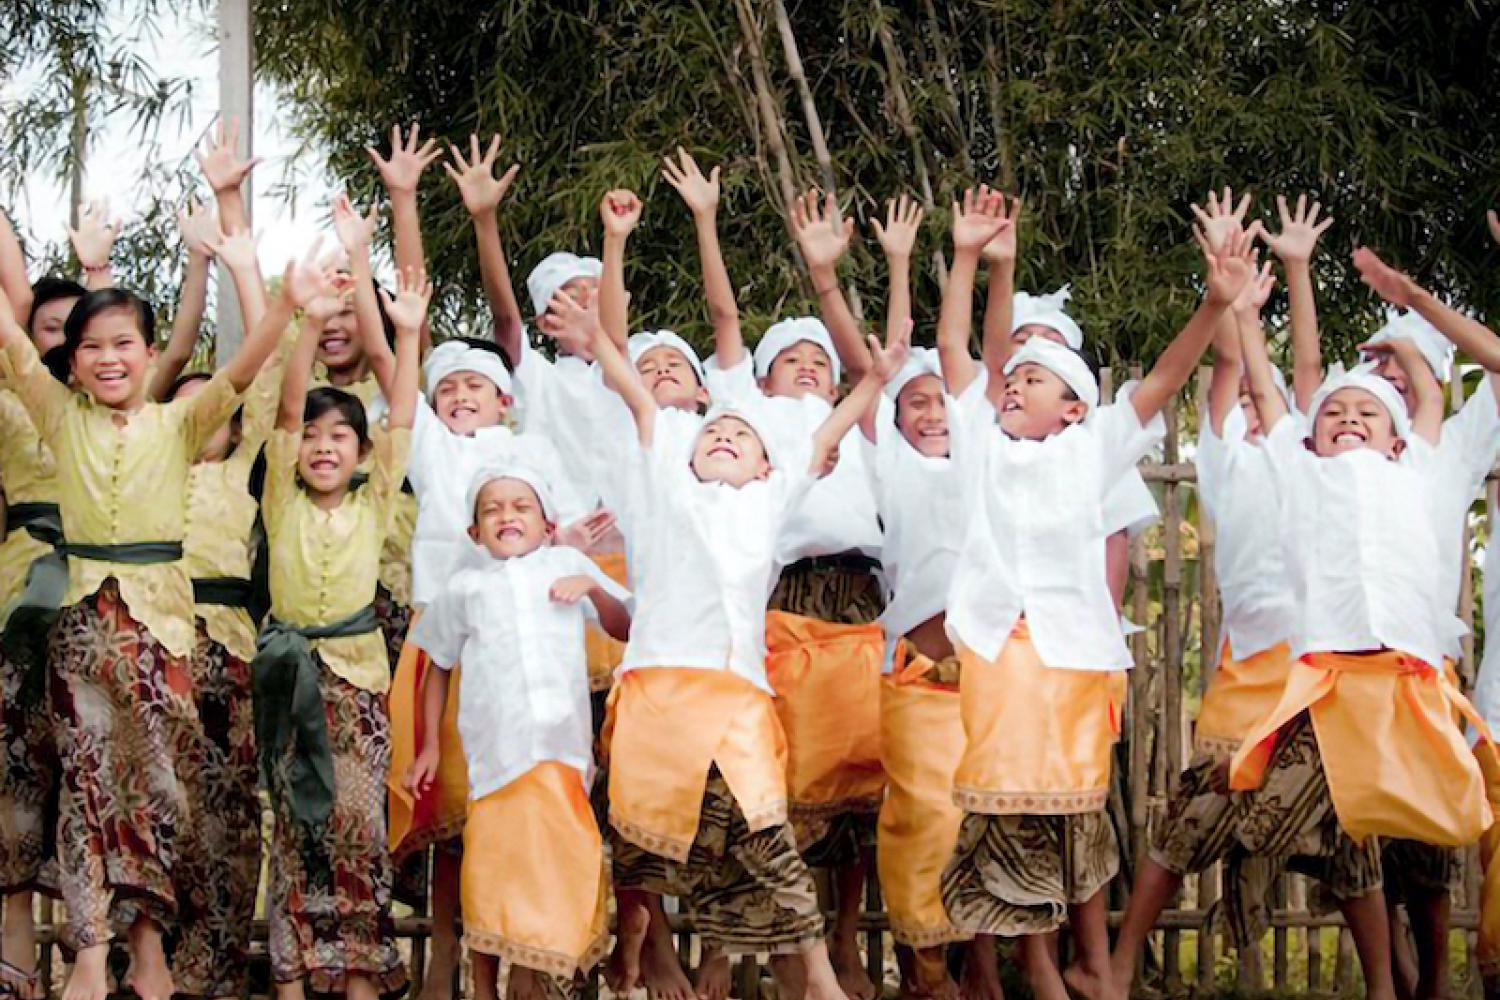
[
  {"left": 526, "top": 252, "right": 603, "bottom": 318},
  {"left": 1002, "top": 337, "right": 1099, "bottom": 411},
  {"left": 1362, "top": 308, "right": 1454, "bottom": 381},
  {"left": 752, "top": 316, "right": 843, "bottom": 384},
  {"left": 411, "top": 545, "right": 630, "bottom": 800},
  {"left": 1427, "top": 380, "right": 1500, "bottom": 660},
  {"left": 1309, "top": 366, "right": 1412, "bottom": 442},
  {"left": 1011, "top": 286, "right": 1084, "bottom": 351},
  {"left": 423, "top": 340, "right": 513, "bottom": 399},
  {"left": 884, "top": 347, "right": 944, "bottom": 402},
  {"left": 628, "top": 330, "right": 706, "bottom": 386}
]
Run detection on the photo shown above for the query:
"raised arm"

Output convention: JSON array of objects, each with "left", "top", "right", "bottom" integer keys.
[
  {"left": 937, "top": 186, "right": 1008, "bottom": 396},
  {"left": 598, "top": 188, "right": 642, "bottom": 351},
  {"left": 369, "top": 122, "right": 442, "bottom": 353},
  {"left": 445, "top": 135, "right": 523, "bottom": 361},
  {"left": 553, "top": 293, "right": 656, "bottom": 446},
  {"left": 979, "top": 195, "right": 1023, "bottom": 372},
  {"left": 871, "top": 194, "right": 923, "bottom": 354},
  {"left": 332, "top": 193, "right": 398, "bottom": 392},
  {"left": 226, "top": 245, "right": 338, "bottom": 395},
  {"left": 210, "top": 225, "right": 269, "bottom": 332},
  {"left": 274, "top": 250, "right": 351, "bottom": 430},
  {"left": 149, "top": 202, "right": 218, "bottom": 400},
  {"left": 377, "top": 266, "right": 430, "bottom": 431},
  {"left": 1264, "top": 194, "right": 1333, "bottom": 413},
  {"left": 194, "top": 116, "right": 261, "bottom": 233},
  {"left": 1354, "top": 246, "right": 1500, "bottom": 374},
  {"left": 812, "top": 324, "right": 911, "bottom": 475},
  {"left": 1236, "top": 284, "right": 1291, "bottom": 436},
  {"left": 0, "top": 207, "right": 33, "bottom": 324},
  {"left": 1132, "top": 227, "right": 1255, "bottom": 424},
  {"left": 1209, "top": 261, "right": 1275, "bottom": 435},
  {"left": 789, "top": 189, "right": 866, "bottom": 380},
  {"left": 67, "top": 198, "right": 118, "bottom": 290},
  {"left": 660, "top": 149, "right": 743, "bottom": 370}
]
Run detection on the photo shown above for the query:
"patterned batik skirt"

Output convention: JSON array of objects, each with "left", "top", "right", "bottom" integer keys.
[{"left": 0, "top": 639, "right": 58, "bottom": 894}]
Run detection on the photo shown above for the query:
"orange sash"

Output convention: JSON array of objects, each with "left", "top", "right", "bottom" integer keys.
[
  {"left": 584, "top": 552, "right": 629, "bottom": 692},
  {"left": 1230, "top": 650, "right": 1493, "bottom": 846},
  {"left": 1195, "top": 641, "right": 1294, "bottom": 756},
  {"left": 387, "top": 609, "right": 468, "bottom": 855}
]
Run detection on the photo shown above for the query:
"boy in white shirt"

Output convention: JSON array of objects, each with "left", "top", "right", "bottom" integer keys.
[
  {"left": 937, "top": 225, "right": 1257, "bottom": 1000},
  {"left": 571, "top": 283, "right": 909, "bottom": 1000},
  {"left": 406, "top": 460, "right": 629, "bottom": 1000}
]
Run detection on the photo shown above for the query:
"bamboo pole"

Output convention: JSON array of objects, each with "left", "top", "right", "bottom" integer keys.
[
  {"left": 770, "top": 0, "right": 836, "bottom": 197},
  {"left": 732, "top": 0, "right": 800, "bottom": 217}
]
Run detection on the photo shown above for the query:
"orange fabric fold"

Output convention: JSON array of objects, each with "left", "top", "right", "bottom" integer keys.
[
  {"left": 1194, "top": 642, "right": 1294, "bottom": 756},
  {"left": 765, "top": 610, "right": 886, "bottom": 815},
  {"left": 387, "top": 608, "right": 468, "bottom": 855},
  {"left": 608, "top": 668, "right": 788, "bottom": 863},
  {"left": 953, "top": 620, "right": 1122, "bottom": 816},
  {"left": 584, "top": 552, "right": 629, "bottom": 692},
  {"left": 1229, "top": 650, "right": 1493, "bottom": 847}
]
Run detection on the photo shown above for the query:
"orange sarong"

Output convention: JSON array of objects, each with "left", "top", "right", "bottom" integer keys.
[
  {"left": 1230, "top": 650, "right": 1493, "bottom": 847},
  {"left": 387, "top": 608, "right": 468, "bottom": 856},
  {"left": 877, "top": 648, "right": 970, "bottom": 948},
  {"left": 765, "top": 610, "right": 886, "bottom": 817},
  {"left": 953, "top": 619, "right": 1124, "bottom": 816},
  {"left": 1194, "top": 641, "right": 1294, "bottom": 756},
  {"left": 585, "top": 552, "right": 629, "bottom": 693},
  {"left": 462, "top": 761, "right": 609, "bottom": 976},
  {"left": 608, "top": 667, "right": 789, "bottom": 862}
]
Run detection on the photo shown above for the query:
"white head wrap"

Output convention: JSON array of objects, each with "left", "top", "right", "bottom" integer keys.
[
  {"left": 752, "top": 316, "right": 842, "bottom": 384},
  {"left": 628, "top": 330, "right": 706, "bottom": 386},
  {"left": 1011, "top": 285, "right": 1085, "bottom": 352},
  {"left": 465, "top": 459, "right": 558, "bottom": 526},
  {"left": 526, "top": 252, "right": 603, "bottom": 318},
  {"left": 885, "top": 346, "right": 944, "bottom": 401},
  {"left": 423, "top": 340, "right": 513, "bottom": 401},
  {"left": 1002, "top": 337, "right": 1100, "bottom": 411},
  {"left": 1309, "top": 366, "right": 1412, "bottom": 442},
  {"left": 697, "top": 399, "right": 786, "bottom": 473},
  {"left": 1362, "top": 308, "right": 1453, "bottom": 381}
]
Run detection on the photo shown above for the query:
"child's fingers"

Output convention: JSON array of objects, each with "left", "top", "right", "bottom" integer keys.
[{"left": 1294, "top": 192, "right": 1307, "bottom": 220}]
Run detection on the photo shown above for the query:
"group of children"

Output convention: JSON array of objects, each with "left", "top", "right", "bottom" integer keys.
[{"left": 2, "top": 116, "right": 1500, "bottom": 1000}]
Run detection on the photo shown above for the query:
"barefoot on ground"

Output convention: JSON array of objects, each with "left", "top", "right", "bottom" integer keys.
[
  {"left": 124, "top": 917, "right": 174, "bottom": 1000},
  {"left": 640, "top": 908, "right": 696, "bottom": 1000},
  {"left": 695, "top": 950, "right": 732, "bottom": 1000},
  {"left": 1061, "top": 961, "right": 1114, "bottom": 1000},
  {"left": 959, "top": 938, "right": 1004, "bottom": 1000},
  {"left": 796, "top": 942, "right": 851, "bottom": 1000},
  {"left": 830, "top": 934, "right": 877, "bottom": 1000},
  {"left": 62, "top": 945, "right": 110, "bottom": 1000},
  {"left": 606, "top": 893, "right": 650, "bottom": 994},
  {"left": 419, "top": 942, "right": 460, "bottom": 1000}
]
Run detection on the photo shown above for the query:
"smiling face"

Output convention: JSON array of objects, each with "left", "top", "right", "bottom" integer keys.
[
  {"left": 895, "top": 373, "right": 949, "bottom": 457},
  {"left": 1312, "top": 387, "right": 1402, "bottom": 458},
  {"left": 467, "top": 478, "right": 552, "bottom": 559},
  {"left": 1010, "top": 323, "right": 1069, "bottom": 349},
  {"left": 637, "top": 345, "right": 707, "bottom": 411},
  {"left": 433, "top": 370, "right": 509, "bottom": 435},
  {"left": 70, "top": 305, "right": 155, "bottom": 409},
  {"left": 690, "top": 415, "right": 772, "bottom": 487},
  {"left": 315, "top": 301, "right": 367, "bottom": 375},
  {"left": 999, "top": 362, "right": 1087, "bottom": 441},
  {"left": 31, "top": 296, "right": 78, "bottom": 354},
  {"left": 297, "top": 407, "right": 368, "bottom": 500},
  {"left": 761, "top": 340, "right": 837, "bottom": 403}
]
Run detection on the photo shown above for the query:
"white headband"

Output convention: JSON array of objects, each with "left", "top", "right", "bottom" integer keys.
[
  {"left": 423, "top": 340, "right": 513, "bottom": 401},
  {"left": 752, "top": 316, "right": 842, "bottom": 384},
  {"left": 1310, "top": 366, "right": 1412, "bottom": 442},
  {"left": 1361, "top": 308, "right": 1453, "bottom": 381},
  {"left": 465, "top": 460, "right": 558, "bottom": 526},
  {"left": 628, "top": 330, "right": 706, "bottom": 386},
  {"left": 526, "top": 252, "right": 603, "bottom": 318},
  {"left": 885, "top": 346, "right": 944, "bottom": 401},
  {"left": 698, "top": 399, "right": 784, "bottom": 472},
  {"left": 1012, "top": 285, "right": 1084, "bottom": 352},
  {"left": 1002, "top": 337, "right": 1099, "bottom": 411}
]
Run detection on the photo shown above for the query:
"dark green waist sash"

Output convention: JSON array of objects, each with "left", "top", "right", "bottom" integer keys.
[
  {"left": 5, "top": 502, "right": 61, "bottom": 545},
  {"left": 251, "top": 604, "right": 381, "bottom": 837},
  {"left": 192, "top": 576, "right": 254, "bottom": 609}
]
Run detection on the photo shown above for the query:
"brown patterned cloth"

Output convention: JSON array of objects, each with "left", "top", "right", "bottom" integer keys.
[
  {"left": 172, "top": 622, "right": 262, "bottom": 999},
  {"left": 940, "top": 810, "right": 1119, "bottom": 938},
  {"left": 0, "top": 641, "right": 57, "bottom": 893},
  {"left": 1150, "top": 751, "right": 1244, "bottom": 875},
  {"left": 267, "top": 656, "right": 407, "bottom": 997},
  {"left": 1381, "top": 838, "right": 1460, "bottom": 901},
  {"left": 372, "top": 584, "right": 411, "bottom": 675},
  {"left": 612, "top": 768, "right": 824, "bottom": 956}
]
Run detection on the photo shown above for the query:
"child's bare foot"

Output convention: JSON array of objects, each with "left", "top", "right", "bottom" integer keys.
[
  {"left": 510, "top": 966, "right": 549, "bottom": 1000},
  {"left": 1061, "top": 960, "right": 1113, "bottom": 1000},
  {"left": 62, "top": 945, "right": 110, "bottom": 1000},
  {"left": 790, "top": 943, "right": 849, "bottom": 1000},
  {"left": 124, "top": 917, "right": 174, "bottom": 1000},
  {"left": 640, "top": 914, "right": 694, "bottom": 1000},
  {"left": 606, "top": 897, "right": 650, "bottom": 994},
  {"left": 695, "top": 949, "right": 732, "bottom": 1000},
  {"left": 830, "top": 935, "right": 876, "bottom": 1000},
  {"left": 419, "top": 943, "right": 459, "bottom": 1000},
  {"left": 959, "top": 938, "right": 1003, "bottom": 1000}
]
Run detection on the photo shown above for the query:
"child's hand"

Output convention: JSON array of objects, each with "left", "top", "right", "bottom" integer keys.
[
  {"left": 870, "top": 194, "right": 923, "bottom": 259},
  {"left": 283, "top": 238, "right": 340, "bottom": 308},
  {"left": 1351, "top": 247, "right": 1418, "bottom": 309},
  {"left": 600, "top": 189, "right": 643, "bottom": 238},
  {"left": 1264, "top": 193, "right": 1333, "bottom": 265},
  {"left": 539, "top": 290, "right": 604, "bottom": 356},
  {"left": 791, "top": 190, "right": 854, "bottom": 271},
  {"left": 557, "top": 510, "right": 617, "bottom": 553},
  {"left": 1189, "top": 186, "right": 1254, "bottom": 252},
  {"left": 379, "top": 265, "right": 434, "bottom": 334},
  {"left": 1198, "top": 226, "right": 1257, "bottom": 306},
  {"left": 367, "top": 122, "right": 442, "bottom": 196},
  {"left": 661, "top": 147, "right": 721, "bottom": 217},
  {"left": 979, "top": 194, "right": 1023, "bottom": 265},
  {"left": 193, "top": 116, "right": 262, "bottom": 194},
  {"left": 206, "top": 226, "right": 259, "bottom": 274},
  {"left": 331, "top": 193, "right": 379, "bottom": 254},
  {"left": 444, "top": 135, "right": 520, "bottom": 216},
  {"left": 177, "top": 200, "right": 219, "bottom": 258},
  {"left": 868, "top": 320, "right": 913, "bottom": 385},
  {"left": 550, "top": 574, "right": 600, "bottom": 605},
  {"left": 1232, "top": 260, "right": 1276, "bottom": 319},
  {"left": 405, "top": 744, "right": 441, "bottom": 796},
  {"left": 1489, "top": 209, "right": 1500, "bottom": 248},
  {"left": 67, "top": 197, "right": 119, "bottom": 271},
  {"left": 950, "top": 185, "right": 1010, "bottom": 253}
]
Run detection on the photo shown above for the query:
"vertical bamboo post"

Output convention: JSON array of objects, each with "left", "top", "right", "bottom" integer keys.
[
  {"left": 1194, "top": 367, "right": 1221, "bottom": 990},
  {"left": 1160, "top": 390, "right": 1184, "bottom": 991}
]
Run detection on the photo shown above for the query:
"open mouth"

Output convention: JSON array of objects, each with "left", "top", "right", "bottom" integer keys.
[
  {"left": 917, "top": 427, "right": 948, "bottom": 438},
  {"left": 95, "top": 370, "right": 127, "bottom": 384},
  {"left": 1332, "top": 431, "right": 1366, "bottom": 446},
  {"left": 794, "top": 373, "right": 820, "bottom": 388},
  {"left": 308, "top": 457, "right": 339, "bottom": 473},
  {"left": 706, "top": 444, "right": 739, "bottom": 460},
  {"left": 1001, "top": 400, "right": 1022, "bottom": 413},
  {"left": 447, "top": 404, "right": 477, "bottom": 420},
  {"left": 319, "top": 334, "right": 350, "bottom": 354},
  {"left": 497, "top": 525, "right": 524, "bottom": 541}
]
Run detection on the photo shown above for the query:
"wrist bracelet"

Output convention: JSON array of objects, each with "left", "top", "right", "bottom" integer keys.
[
  {"left": 815, "top": 284, "right": 839, "bottom": 297},
  {"left": 82, "top": 263, "right": 111, "bottom": 273}
]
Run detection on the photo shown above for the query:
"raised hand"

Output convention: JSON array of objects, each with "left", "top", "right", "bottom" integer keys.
[
  {"left": 1351, "top": 246, "right": 1418, "bottom": 309},
  {"left": 600, "top": 189, "right": 643, "bottom": 238},
  {"left": 549, "top": 575, "right": 601, "bottom": 605},
  {"left": 870, "top": 194, "right": 924, "bottom": 259},
  {"left": 980, "top": 194, "right": 1023, "bottom": 265},
  {"left": 379, "top": 265, "right": 434, "bottom": 333},
  {"left": 661, "top": 147, "right": 721, "bottom": 217},
  {"left": 790, "top": 189, "right": 855, "bottom": 271},
  {"left": 206, "top": 226, "right": 260, "bottom": 274},
  {"left": 330, "top": 193, "right": 379, "bottom": 255},
  {"left": 193, "top": 115, "right": 262, "bottom": 194},
  {"left": 67, "top": 197, "right": 119, "bottom": 270},
  {"left": 869, "top": 319, "right": 914, "bottom": 385},
  {"left": 367, "top": 122, "right": 442, "bottom": 196},
  {"left": 283, "top": 238, "right": 340, "bottom": 310},
  {"left": 540, "top": 288, "right": 603, "bottom": 357},
  {"left": 1189, "top": 186, "right": 1253, "bottom": 252},
  {"left": 444, "top": 134, "right": 520, "bottom": 216},
  {"left": 1264, "top": 193, "right": 1333, "bottom": 264},
  {"left": 1197, "top": 225, "right": 1257, "bottom": 306},
  {"left": 557, "top": 510, "right": 617, "bottom": 553},
  {"left": 1232, "top": 259, "right": 1277, "bottom": 318},
  {"left": 951, "top": 185, "right": 1010, "bottom": 253},
  {"left": 177, "top": 200, "right": 219, "bottom": 257}
]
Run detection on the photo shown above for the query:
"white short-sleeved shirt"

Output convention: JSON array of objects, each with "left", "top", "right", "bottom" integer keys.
[
  {"left": 1197, "top": 406, "right": 1297, "bottom": 661},
  {"left": 410, "top": 545, "right": 630, "bottom": 800},
  {"left": 619, "top": 407, "right": 814, "bottom": 692},
  {"left": 1472, "top": 494, "right": 1500, "bottom": 736},
  {"left": 705, "top": 356, "right": 882, "bottom": 563},
  {"left": 1427, "top": 381, "right": 1500, "bottom": 660},
  {"left": 1262, "top": 416, "right": 1447, "bottom": 668},
  {"left": 944, "top": 378, "right": 1166, "bottom": 670},
  {"left": 407, "top": 399, "right": 588, "bottom": 606}
]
